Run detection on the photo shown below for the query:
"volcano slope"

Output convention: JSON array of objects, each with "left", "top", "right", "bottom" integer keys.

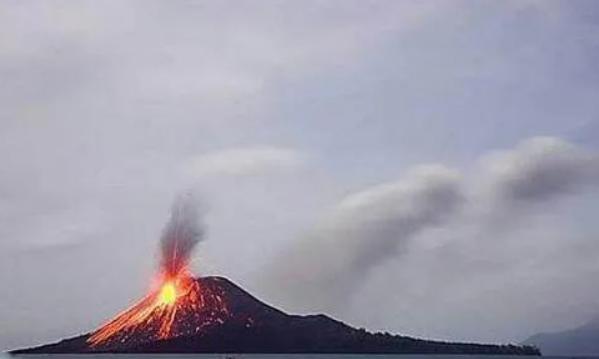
[{"left": 14, "top": 276, "right": 539, "bottom": 355}]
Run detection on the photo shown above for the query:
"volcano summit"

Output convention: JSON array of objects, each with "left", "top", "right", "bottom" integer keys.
[{"left": 14, "top": 275, "right": 539, "bottom": 355}]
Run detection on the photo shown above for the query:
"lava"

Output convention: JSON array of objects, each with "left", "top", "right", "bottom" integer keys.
[
  {"left": 84, "top": 196, "right": 230, "bottom": 350},
  {"left": 159, "top": 281, "right": 177, "bottom": 306},
  {"left": 86, "top": 269, "right": 230, "bottom": 350},
  {"left": 87, "top": 270, "right": 188, "bottom": 347}
]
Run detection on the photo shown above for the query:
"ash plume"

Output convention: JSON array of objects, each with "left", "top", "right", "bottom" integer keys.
[
  {"left": 160, "top": 194, "right": 204, "bottom": 276},
  {"left": 263, "top": 137, "right": 599, "bottom": 329},
  {"left": 264, "top": 165, "right": 464, "bottom": 313}
]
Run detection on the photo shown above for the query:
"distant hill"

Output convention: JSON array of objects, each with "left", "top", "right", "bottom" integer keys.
[
  {"left": 523, "top": 316, "right": 599, "bottom": 355},
  {"left": 14, "top": 276, "right": 539, "bottom": 355}
]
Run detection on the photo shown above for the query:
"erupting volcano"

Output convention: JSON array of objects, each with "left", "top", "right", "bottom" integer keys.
[
  {"left": 86, "top": 195, "right": 233, "bottom": 350},
  {"left": 14, "top": 196, "right": 540, "bottom": 355},
  {"left": 86, "top": 271, "right": 230, "bottom": 350}
]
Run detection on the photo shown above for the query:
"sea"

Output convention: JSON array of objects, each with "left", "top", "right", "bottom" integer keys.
[{"left": 5, "top": 355, "right": 599, "bottom": 359}]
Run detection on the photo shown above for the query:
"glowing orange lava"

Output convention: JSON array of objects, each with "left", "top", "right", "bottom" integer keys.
[
  {"left": 87, "top": 270, "right": 197, "bottom": 347},
  {"left": 86, "top": 267, "right": 231, "bottom": 350},
  {"left": 85, "top": 197, "right": 229, "bottom": 350},
  {"left": 159, "top": 282, "right": 177, "bottom": 306}
]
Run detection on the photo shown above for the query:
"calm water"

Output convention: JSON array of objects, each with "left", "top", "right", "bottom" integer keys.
[{"left": 7, "top": 355, "right": 599, "bottom": 359}]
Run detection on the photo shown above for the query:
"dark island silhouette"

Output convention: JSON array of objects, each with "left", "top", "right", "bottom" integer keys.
[{"left": 13, "top": 276, "right": 540, "bottom": 355}]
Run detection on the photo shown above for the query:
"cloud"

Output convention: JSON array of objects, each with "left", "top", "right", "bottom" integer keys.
[
  {"left": 182, "top": 146, "right": 305, "bottom": 178},
  {"left": 264, "top": 137, "right": 599, "bottom": 331},
  {"left": 480, "top": 136, "right": 599, "bottom": 203},
  {"left": 266, "top": 165, "right": 463, "bottom": 312}
]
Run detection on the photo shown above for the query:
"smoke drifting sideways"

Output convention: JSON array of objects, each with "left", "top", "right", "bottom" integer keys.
[
  {"left": 159, "top": 194, "right": 204, "bottom": 277},
  {"left": 262, "top": 136, "right": 599, "bottom": 317},
  {"left": 264, "top": 165, "right": 464, "bottom": 314}
]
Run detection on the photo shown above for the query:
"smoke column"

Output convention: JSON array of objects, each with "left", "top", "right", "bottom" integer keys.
[{"left": 159, "top": 194, "right": 204, "bottom": 277}]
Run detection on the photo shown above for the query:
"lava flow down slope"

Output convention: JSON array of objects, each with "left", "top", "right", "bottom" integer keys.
[
  {"left": 13, "top": 196, "right": 540, "bottom": 354},
  {"left": 79, "top": 195, "right": 222, "bottom": 350},
  {"left": 86, "top": 272, "right": 231, "bottom": 351}
]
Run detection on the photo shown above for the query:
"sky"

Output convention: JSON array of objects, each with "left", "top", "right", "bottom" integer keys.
[{"left": 1, "top": 0, "right": 599, "bottom": 351}]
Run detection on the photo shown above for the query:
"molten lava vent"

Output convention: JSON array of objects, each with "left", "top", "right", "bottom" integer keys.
[
  {"left": 85, "top": 195, "right": 230, "bottom": 350},
  {"left": 87, "top": 272, "right": 230, "bottom": 350}
]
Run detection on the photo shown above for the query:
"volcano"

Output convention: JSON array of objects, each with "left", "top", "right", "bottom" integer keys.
[
  {"left": 12, "top": 198, "right": 539, "bottom": 355},
  {"left": 14, "top": 275, "right": 539, "bottom": 355}
]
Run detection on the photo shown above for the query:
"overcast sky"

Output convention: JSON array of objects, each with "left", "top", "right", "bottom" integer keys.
[{"left": 2, "top": 0, "right": 599, "bottom": 351}]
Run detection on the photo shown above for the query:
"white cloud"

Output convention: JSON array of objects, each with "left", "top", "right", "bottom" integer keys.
[{"left": 182, "top": 146, "right": 306, "bottom": 178}]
